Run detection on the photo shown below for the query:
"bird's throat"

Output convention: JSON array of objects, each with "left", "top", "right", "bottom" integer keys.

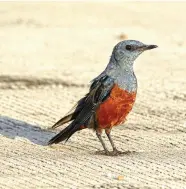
[
  {"left": 116, "top": 69, "right": 137, "bottom": 92},
  {"left": 106, "top": 61, "right": 137, "bottom": 92}
]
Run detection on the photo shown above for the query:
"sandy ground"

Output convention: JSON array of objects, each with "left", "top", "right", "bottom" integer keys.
[{"left": 0, "top": 2, "right": 186, "bottom": 189}]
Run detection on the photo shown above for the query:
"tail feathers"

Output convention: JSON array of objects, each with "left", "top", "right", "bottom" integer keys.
[
  {"left": 48, "top": 123, "right": 79, "bottom": 145},
  {"left": 51, "top": 114, "right": 74, "bottom": 129}
]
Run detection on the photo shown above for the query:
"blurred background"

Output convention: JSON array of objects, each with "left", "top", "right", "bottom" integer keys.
[{"left": 0, "top": 2, "right": 186, "bottom": 189}]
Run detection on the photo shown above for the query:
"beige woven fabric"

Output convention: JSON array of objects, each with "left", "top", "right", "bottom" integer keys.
[{"left": 0, "top": 2, "right": 186, "bottom": 189}]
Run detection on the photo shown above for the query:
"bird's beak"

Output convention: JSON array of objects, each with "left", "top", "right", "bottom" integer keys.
[
  {"left": 137, "top": 44, "right": 158, "bottom": 51},
  {"left": 143, "top": 44, "right": 158, "bottom": 51}
]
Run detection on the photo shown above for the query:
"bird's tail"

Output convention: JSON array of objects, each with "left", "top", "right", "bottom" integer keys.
[
  {"left": 48, "top": 123, "right": 81, "bottom": 145},
  {"left": 51, "top": 113, "right": 74, "bottom": 129}
]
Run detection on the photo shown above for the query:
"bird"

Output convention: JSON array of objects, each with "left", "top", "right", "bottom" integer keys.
[{"left": 48, "top": 40, "right": 157, "bottom": 156}]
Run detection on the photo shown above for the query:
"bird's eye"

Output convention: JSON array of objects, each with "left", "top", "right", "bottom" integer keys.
[{"left": 126, "top": 45, "right": 132, "bottom": 51}]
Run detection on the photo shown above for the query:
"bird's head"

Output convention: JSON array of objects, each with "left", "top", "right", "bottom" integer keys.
[{"left": 112, "top": 40, "right": 158, "bottom": 64}]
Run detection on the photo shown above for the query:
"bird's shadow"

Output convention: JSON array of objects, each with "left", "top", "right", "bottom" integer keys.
[{"left": 0, "top": 116, "right": 55, "bottom": 145}]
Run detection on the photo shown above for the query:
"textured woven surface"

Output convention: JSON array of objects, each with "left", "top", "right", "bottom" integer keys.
[{"left": 0, "top": 2, "right": 186, "bottom": 189}]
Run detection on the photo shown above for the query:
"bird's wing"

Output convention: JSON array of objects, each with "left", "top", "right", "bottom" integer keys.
[
  {"left": 51, "top": 75, "right": 115, "bottom": 129},
  {"left": 71, "top": 75, "right": 115, "bottom": 127},
  {"left": 51, "top": 96, "right": 87, "bottom": 129}
]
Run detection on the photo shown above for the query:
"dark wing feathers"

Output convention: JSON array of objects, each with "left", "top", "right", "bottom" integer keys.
[
  {"left": 51, "top": 96, "right": 88, "bottom": 129},
  {"left": 51, "top": 114, "right": 74, "bottom": 129},
  {"left": 48, "top": 75, "right": 115, "bottom": 144},
  {"left": 71, "top": 75, "right": 114, "bottom": 126},
  {"left": 51, "top": 75, "right": 114, "bottom": 129}
]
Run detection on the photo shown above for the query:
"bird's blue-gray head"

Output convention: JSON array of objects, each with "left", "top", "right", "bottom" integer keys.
[
  {"left": 112, "top": 40, "right": 158, "bottom": 63},
  {"left": 103, "top": 40, "right": 158, "bottom": 91},
  {"left": 100, "top": 40, "right": 157, "bottom": 91}
]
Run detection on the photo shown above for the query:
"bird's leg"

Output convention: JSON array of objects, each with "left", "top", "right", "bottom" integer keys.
[
  {"left": 96, "top": 129, "right": 110, "bottom": 155},
  {"left": 105, "top": 128, "right": 123, "bottom": 156},
  {"left": 105, "top": 129, "right": 116, "bottom": 150}
]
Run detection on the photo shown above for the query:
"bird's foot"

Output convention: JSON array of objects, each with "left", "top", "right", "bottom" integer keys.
[
  {"left": 95, "top": 150, "right": 111, "bottom": 156},
  {"left": 95, "top": 149, "right": 135, "bottom": 156},
  {"left": 109, "top": 149, "right": 134, "bottom": 156}
]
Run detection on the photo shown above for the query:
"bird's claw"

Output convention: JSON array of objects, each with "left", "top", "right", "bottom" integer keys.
[
  {"left": 95, "top": 149, "right": 134, "bottom": 156},
  {"left": 107, "top": 149, "right": 133, "bottom": 156}
]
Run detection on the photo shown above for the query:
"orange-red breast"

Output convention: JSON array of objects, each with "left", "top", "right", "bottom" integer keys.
[{"left": 48, "top": 40, "right": 157, "bottom": 156}]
